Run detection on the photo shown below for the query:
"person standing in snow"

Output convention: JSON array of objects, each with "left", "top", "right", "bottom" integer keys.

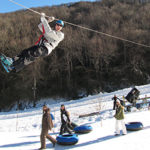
[
  {"left": 59, "top": 104, "right": 72, "bottom": 135},
  {"left": 40, "top": 108, "right": 56, "bottom": 149},
  {"left": 114, "top": 100, "right": 127, "bottom": 136},
  {"left": 7, "top": 12, "right": 64, "bottom": 72}
]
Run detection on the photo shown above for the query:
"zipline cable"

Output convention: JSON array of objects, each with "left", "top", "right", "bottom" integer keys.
[{"left": 8, "top": 0, "right": 150, "bottom": 48}]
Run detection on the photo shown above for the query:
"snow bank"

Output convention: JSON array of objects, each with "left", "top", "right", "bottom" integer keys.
[{"left": 0, "top": 84, "right": 150, "bottom": 149}]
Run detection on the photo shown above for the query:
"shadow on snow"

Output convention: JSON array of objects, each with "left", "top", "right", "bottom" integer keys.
[
  {"left": 0, "top": 141, "right": 39, "bottom": 148},
  {"left": 54, "top": 125, "right": 150, "bottom": 150}
]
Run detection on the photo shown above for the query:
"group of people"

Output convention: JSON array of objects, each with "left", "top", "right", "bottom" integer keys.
[
  {"left": 40, "top": 97, "right": 127, "bottom": 149},
  {"left": 3, "top": 11, "right": 126, "bottom": 149},
  {"left": 39, "top": 104, "right": 72, "bottom": 149},
  {"left": 113, "top": 93, "right": 150, "bottom": 136}
]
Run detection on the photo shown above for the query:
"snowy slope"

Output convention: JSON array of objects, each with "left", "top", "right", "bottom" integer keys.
[{"left": 0, "top": 84, "right": 150, "bottom": 150}]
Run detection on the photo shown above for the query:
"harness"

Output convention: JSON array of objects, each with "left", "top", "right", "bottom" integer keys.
[{"left": 35, "top": 24, "right": 47, "bottom": 46}]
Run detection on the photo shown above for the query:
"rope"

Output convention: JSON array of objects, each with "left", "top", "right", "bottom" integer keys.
[
  {"left": 8, "top": 0, "right": 150, "bottom": 48},
  {"left": 8, "top": 0, "right": 57, "bottom": 19},
  {"left": 8, "top": 0, "right": 41, "bottom": 15},
  {"left": 62, "top": 22, "right": 150, "bottom": 48}
]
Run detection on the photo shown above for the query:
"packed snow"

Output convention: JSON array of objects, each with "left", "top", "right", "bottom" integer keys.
[{"left": 0, "top": 84, "right": 150, "bottom": 150}]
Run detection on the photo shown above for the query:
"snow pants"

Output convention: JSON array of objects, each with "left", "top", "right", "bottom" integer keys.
[
  {"left": 12, "top": 45, "right": 48, "bottom": 72},
  {"left": 113, "top": 100, "right": 116, "bottom": 110},
  {"left": 60, "top": 122, "right": 72, "bottom": 135},
  {"left": 115, "top": 119, "right": 127, "bottom": 135},
  {"left": 40, "top": 129, "right": 56, "bottom": 149}
]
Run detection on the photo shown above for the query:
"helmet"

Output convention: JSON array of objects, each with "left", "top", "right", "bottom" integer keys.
[{"left": 56, "top": 20, "right": 64, "bottom": 27}]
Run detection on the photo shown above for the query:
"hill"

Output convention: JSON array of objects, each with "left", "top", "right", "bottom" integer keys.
[
  {"left": 0, "top": 0, "right": 150, "bottom": 110},
  {"left": 0, "top": 84, "right": 150, "bottom": 149}
]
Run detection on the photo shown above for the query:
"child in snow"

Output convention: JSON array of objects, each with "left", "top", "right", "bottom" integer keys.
[
  {"left": 40, "top": 107, "right": 56, "bottom": 149},
  {"left": 114, "top": 100, "right": 127, "bottom": 136},
  {"left": 59, "top": 104, "right": 72, "bottom": 135},
  {"left": 8, "top": 12, "right": 64, "bottom": 72}
]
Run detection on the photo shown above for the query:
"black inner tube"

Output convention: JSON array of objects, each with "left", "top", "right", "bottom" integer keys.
[{"left": 61, "top": 134, "right": 74, "bottom": 137}]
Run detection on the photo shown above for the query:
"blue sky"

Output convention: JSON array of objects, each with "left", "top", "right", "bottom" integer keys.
[{"left": 0, "top": 0, "right": 96, "bottom": 13}]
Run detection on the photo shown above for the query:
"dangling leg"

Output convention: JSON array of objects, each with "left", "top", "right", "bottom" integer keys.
[
  {"left": 10, "top": 46, "right": 36, "bottom": 72},
  {"left": 12, "top": 45, "right": 48, "bottom": 72}
]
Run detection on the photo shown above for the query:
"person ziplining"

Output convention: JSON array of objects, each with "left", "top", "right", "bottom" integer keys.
[
  {"left": 1, "top": 0, "right": 150, "bottom": 73},
  {"left": 0, "top": 13, "right": 64, "bottom": 73}
]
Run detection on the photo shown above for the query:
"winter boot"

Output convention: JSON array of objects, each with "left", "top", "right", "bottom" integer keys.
[{"left": 0, "top": 54, "right": 13, "bottom": 66}]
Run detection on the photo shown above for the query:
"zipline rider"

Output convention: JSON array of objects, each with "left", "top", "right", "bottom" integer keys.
[{"left": 10, "top": 12, "right": 64, "bottom": 72}]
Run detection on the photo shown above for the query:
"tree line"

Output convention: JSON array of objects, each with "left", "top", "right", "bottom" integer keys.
[{"left": 0, "top": 0, "right": 150, "bottom": 110}]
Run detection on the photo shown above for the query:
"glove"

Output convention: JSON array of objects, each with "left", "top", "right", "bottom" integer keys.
[
  {"left": 41, "top": 12, "right": 46, "bottom": 17},
  {"left": 48, "top": 16, "right": 55, "bottom": 23}
]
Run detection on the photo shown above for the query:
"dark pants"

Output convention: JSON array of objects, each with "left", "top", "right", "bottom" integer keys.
[
  {"left": 60, "top": 122, "right": 72, "bottom": 135},
  {"left": 113, "top": 101, "right": 116, "bottom": 110},
  {"left": 12, "top": 45, "right": 48, "bottom": 72}
]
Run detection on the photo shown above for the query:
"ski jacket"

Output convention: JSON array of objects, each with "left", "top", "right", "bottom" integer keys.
[
  {"left": 114, "top": 105, "right": 125, "bottom": 120},
  {"left": 42, "top": 112, "right": 54, "bottom": 131},
  {"left": 38, "top": 16, "right": 64, "bottom": 54},
  {"left": 61, "top": 109, "right": 70, "bottom": 124}
]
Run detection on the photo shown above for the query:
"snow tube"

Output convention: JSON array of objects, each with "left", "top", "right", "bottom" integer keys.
[
  {"left": 125, "top": 122, "right": 143, "bottom": 131},
  {"left": 64, "top": 122, "right": 78, "bottom": 133},
  {"left": 125, "top": 88, "right": 140, "bottom": 103},
  {"left": 74, "top": 125, "right": 93, "bottom": 134},
  {"left": 56, "top": 134, "right": 79, "bottom": 145},
  {"left": 50, "top": 113, "right": 54, "bottom": 120},
  {"left": 70, "top": 122, "right": 78, "bottom": 129}
]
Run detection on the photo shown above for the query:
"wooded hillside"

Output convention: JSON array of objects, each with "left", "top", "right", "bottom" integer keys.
[{"left": 0, "top": 0, "right": 150, "bottom": 110}]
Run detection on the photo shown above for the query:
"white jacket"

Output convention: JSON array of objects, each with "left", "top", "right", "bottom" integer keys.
[{"left": 38, "top": 16, "right": 64, "bottom": 54}]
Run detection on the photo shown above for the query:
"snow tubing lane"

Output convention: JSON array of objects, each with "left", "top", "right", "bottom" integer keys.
[
  {"left": 125, "top": 122, "right": 143, "bottom": 131},
  {"left": 56, "top": 134, "right": 79, "bottom": 145},
  {"left": 74, "top": 125, "right": 93, "bottom": 134}
]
